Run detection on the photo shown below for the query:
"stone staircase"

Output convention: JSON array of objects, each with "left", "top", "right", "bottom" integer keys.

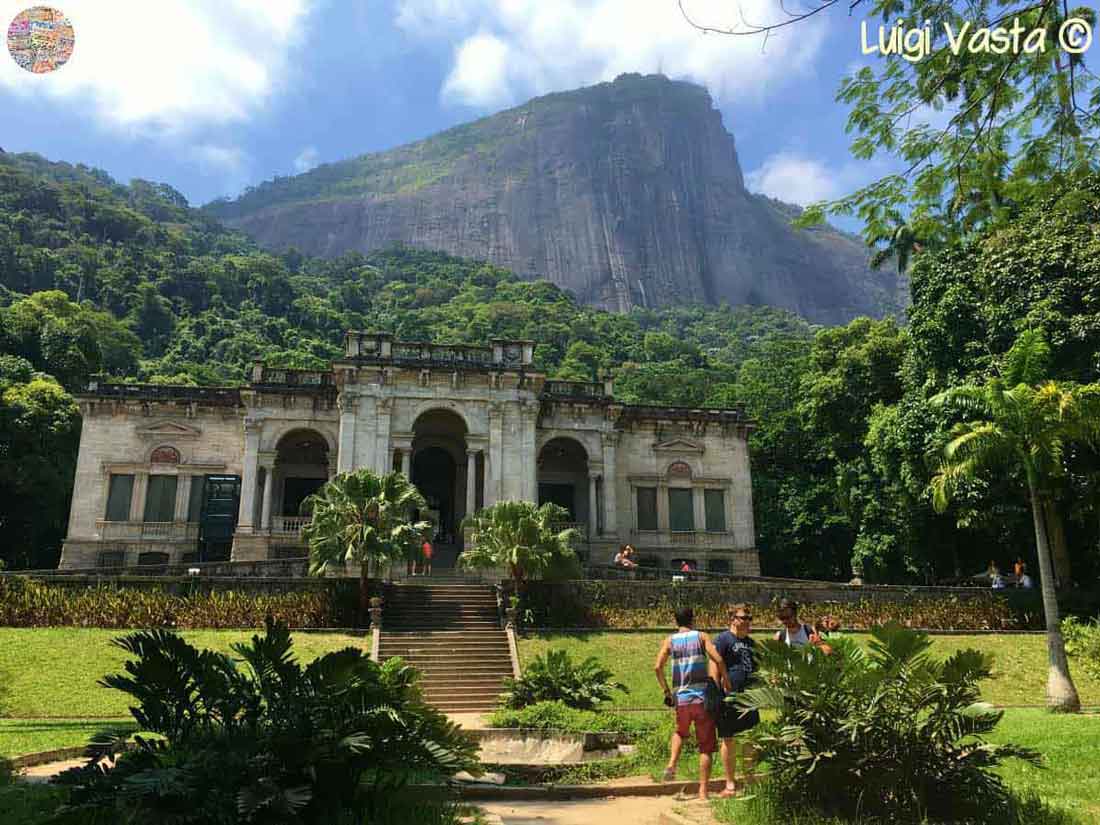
[{"left": 378, "top": 583, "right": 515, "bottom": 713}]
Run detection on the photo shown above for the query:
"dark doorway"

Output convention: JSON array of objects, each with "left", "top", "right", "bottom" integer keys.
[
  {"left": 413, "top": 447, "right": 457, "bottom": 543},
  {"left": 197, "top": 475, "right": 240, "bottom": 562},
  {"left": 538, "top": 483, "right": 576, "bottom": 519},
  {"left": 283, "top": 477, "right": 326, "bottom": 517}
]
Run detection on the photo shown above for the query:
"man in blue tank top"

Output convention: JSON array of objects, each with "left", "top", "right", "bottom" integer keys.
[{"left": 654, "top": 606, "right": 731, "bottom": 800}]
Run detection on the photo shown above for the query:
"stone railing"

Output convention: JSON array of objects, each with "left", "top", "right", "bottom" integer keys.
[
  {"left": 343, "top": 332, "right": 534, "bottom": 368},
  {"left": 85, "top": 382, "right": 242, "bottom": 406},
  {"left": 251, "top": 366, "right": 335, "bottom": 391},
  {"left": 97, "top": 520, "right": 200, "bottom": 541},
  {"left": 630, "top": 530, "right": 734, "bottom": 548},
  {"left": 541, "top": 381, "right": 608, "bottom": 400},
  {"left": 272, "top": 515, "right": 311, "bottom": 535}
]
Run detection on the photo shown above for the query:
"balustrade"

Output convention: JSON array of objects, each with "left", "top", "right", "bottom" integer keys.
[{"left": 272, "top": 515, "right": 311, "bottom": 535}]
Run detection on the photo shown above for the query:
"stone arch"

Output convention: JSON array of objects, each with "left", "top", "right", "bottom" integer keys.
[
  {"left": 537, "top": 436, "right": 591, "bottom": 525},
  {"left": 410, "top": 402, "right": 473, "bottom": 435},
  {"left": 262, "top": 421, "right": 337, "bottom": 455},
  {"left": 272, "top": 428, "right": 331, "bottom": 527},
  {"left": 666, "top": 460, "right": 695, "bottom": 481},
  {"left": 150, "top": 445, "right": 181, "bottom": 464},
  {"left": 536, "top": 430, "right": 600, "bottom": 462}
]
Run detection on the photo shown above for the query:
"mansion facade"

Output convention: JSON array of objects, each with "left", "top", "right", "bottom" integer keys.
[{"left": 60, "top": 333, "right": 759, "bottom": 574}]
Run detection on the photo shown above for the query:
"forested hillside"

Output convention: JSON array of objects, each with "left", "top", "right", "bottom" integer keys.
[{"left": 1, "top": 151, "right": 1098, "bottom": 593}]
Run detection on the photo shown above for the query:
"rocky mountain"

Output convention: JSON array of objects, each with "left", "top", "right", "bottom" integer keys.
[{"left": 205, "top": 73, "right": 902, "bottom": 324}]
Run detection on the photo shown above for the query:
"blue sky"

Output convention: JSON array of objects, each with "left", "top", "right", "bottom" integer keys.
[{"left": 1, "top": 1, "right": 893, "bottom": 212}]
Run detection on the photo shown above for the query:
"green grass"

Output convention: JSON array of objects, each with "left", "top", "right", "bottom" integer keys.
[
  {"left": 988, "top": 709, "right": 1100, "bottom": 821},
  {"left": 0, "top": 719, "right": 134, "bottom": 758},
  {"left": 0, "top": 628, "right": 366, "bottom": 718},
  {"left": 518, "top": 631, "right": 1100, "bottom": 709}
]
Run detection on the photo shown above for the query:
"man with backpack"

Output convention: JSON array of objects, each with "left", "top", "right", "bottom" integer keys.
[
  {"left": 654, "top": 606, "right": 731, "bottom": 800},
  {"left": 714, "top": 603, "right": 761, "bottom": 797},
  {"left": 774, "top": 598, "right": 833, "bottom": 655}
]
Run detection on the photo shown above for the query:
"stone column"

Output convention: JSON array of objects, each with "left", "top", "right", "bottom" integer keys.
[
  {"left": 374, "top": 398, "right": 393, "bottom": 475},
  {"left": 130, "top": 471, "right": 149, "bottom": 522},
  {"left": 693, "top": 485, "right": 706, "bottom": 534},
  {"left": 466, "top": 449, "right": 478, "bottom": 516},
  {"left": 520, "top": 401, "right": 539, "bottom": 502},
  {"left": 487, "top": 403, "right": 504, "bottom": 505},
  {"left": 656, "top": 481, "right": 669, "bottom": 531},
  {"left": 399, "top": 448, "right": 410, "bottom": 478},
  {"left": 337, "top": 392, "right": 358, "bottom": 473},
  {"left": 237, "top": 418, "right": 262, "bottom": 533},
  {"left": 588, "top": 472, "right": 600, "bottom": 538},
  {"left": 174, "top": 473, "right": 191, "bottom": 522},
  {"left": 601, "top": 432, "right": 619, "bottom": 537},
  {"left": 259, "top": 451, "right": 276, "bottom": 532}
]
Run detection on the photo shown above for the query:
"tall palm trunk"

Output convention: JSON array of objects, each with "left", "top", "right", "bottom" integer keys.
[
  {"left": 1029, "top": 485, "right": 1080, "bottom": 712},
  {"left": 1042, "top": 499, "right": 1071, "bottom": 586}
]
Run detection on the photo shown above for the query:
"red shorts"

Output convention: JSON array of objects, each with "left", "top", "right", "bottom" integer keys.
[{"left": 675, "top": 702, "right": 717, "bottom": 754}]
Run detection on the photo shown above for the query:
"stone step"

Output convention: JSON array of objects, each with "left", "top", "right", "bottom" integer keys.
[{"left": 381, "top": 647, "right": 511, "bottom": 657}]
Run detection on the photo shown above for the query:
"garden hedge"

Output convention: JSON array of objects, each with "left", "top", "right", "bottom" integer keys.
[
  {"left": 0, "top": 576, "right": 359, "bottom": 629},
  {"left": 518, "top": 580, "right": 1100, "bottom": 630}
]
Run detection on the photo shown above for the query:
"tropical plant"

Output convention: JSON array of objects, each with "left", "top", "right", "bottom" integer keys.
[
  {"left": 52, "top": 620, "right": 479, "bottom": 825},
  {"left": 460, "top": 500, "right": 578, "bottom": 582},
  {"left": 502, "top": 649, "right": 627, "bottom": 710},
  {"left": 487, "top": 700, "right": 653, "bottom": 735},
  {"left": 303, "top": 469, "right": 430, "bottom": 618},
  {"left": 1061, "top": 616, "right": 1100, "bottom": 679},
  {"left": 737, "top": 625, "right": 1040, "bottom": 823},
  {"left": 930, "top": 330, "right": 1100, "bottom": 711}
]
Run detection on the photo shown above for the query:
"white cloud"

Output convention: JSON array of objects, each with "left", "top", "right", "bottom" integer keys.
[
  {"left": 746, "top": 153, "right": 840, "bottom": 205},
  {"left": 192, "top": 144, "right": 247, "bottom": 173},
  {"left": 395, "top": 0, "right": 829, "bottom": 109},
  {"left": 442, "top": 33, "right": 513, "bottom": 107},
  {"left": 0, "top": 0, "right": 314, "bottom": 135},
  {"left": 293, "top": 145, "right": 320, "bottom": 173},
  {"left": 746, "top": 151, "right": 894, "bottom": 207}
]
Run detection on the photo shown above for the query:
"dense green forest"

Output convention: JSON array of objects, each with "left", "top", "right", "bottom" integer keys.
[{"left": 1, "top": 150, "right": 1098, "bottom": 587}]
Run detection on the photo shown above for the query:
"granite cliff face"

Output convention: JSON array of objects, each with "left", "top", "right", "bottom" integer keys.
[{"left": 206, "top": 74, "right": 901, "bottom": 324}]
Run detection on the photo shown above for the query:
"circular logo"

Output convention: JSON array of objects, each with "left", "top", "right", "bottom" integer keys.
[{"left": 7, "top": 6, "right": 74, "bottom": 74}]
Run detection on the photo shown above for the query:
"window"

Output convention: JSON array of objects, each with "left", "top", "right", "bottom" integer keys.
[
  {"left": 144, "top": 475, "right": 178, "bottom": 522},
  {"left": 188, "top": 476, "right": 205, "bottom": 522},
  {"left": 105, "top": 474, "right": 134, "bottom": 521},
  {"left": 704, "top": 489, "right": 726, "bottom": 532},
  {"left": 669, "top": 488, "right": 694, "bottom": 532},
  {"left": 636, "top": 487, "right": 658, "bottom": 530}
]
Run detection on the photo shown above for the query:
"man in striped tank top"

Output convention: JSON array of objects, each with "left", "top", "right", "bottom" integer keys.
[{"left": 654, "top": 607, "right": 731, "bottom": 800}]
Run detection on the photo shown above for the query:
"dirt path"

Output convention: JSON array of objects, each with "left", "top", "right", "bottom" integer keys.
[{"left": 477, "top": 795, "right": 712, "bottom": 825}]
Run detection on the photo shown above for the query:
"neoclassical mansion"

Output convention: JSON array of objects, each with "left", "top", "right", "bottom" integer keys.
[{"left": 60, "top": 333, "right": 759, "bottom": 574}]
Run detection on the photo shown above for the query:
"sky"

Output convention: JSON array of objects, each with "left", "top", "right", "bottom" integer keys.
[{"left": 0, "top": 0, "right": 898, "bottom": 213}]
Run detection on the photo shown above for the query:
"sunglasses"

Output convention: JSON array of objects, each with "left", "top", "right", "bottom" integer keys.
[{"left": 734, "top": 614, "right": 752, "bottom": 621}]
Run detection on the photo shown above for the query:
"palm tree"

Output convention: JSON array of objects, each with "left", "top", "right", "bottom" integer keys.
[
  {"left": 930, "top": 331, "right": 1100, "bottom": 711},
  {"left": 460, "top": 501, "right": 579, "bottom": 584},
  {"left": 302, "top": 469, "right": 431, "bottom": 619}
]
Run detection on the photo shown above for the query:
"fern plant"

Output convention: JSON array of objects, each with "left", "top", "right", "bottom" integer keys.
[
  {"left": 737, "top": 624, "right": 1040, "bottom": 823},
  {"left": 503, "top": 649, "right": 627, "bottom": 710},
  {"left": 52, "top": 620, "right": 480, "bottom": 824}
]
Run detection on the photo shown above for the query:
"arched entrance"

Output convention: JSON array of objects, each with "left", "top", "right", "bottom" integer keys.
[
  {"left": 271, "top": 429, "right": 329, "bottom": 535},
  {"left": 410, "top": 409, "right": 469, "bottom": 568},
  {"left": 537, "top": 437, "right": 590, "bottom": 527}
]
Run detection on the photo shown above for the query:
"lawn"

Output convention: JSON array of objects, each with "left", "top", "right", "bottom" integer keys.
[
  {"left": 0, "top": 628, "right": 367, "bottom": 718},
  {"left": 518, "top": 631, "right": 1100, "bottom": 709},
  {"left": 0, "top": 719, "right": 134, "bottom": 759}
]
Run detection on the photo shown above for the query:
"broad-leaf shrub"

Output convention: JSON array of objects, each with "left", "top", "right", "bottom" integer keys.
[
  {"left": 503, "top": 649, "right": 628, "bottom": 710},
  {"left": 487, "top": 700, "right": 653, "bottom": 735},
  {"left": 737, "top": 624, "right": 1040, "bottom": 823},
  {"left": 1062, "top": 616, "right": 1100, "bottom": 678},
  {"left": 52, "top": 621, "right": 479, "bottom": 824}
]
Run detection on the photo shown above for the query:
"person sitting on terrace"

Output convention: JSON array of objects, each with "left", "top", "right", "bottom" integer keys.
[{"left": 614, "top": 544, "right": 639, "bottom": 569}]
